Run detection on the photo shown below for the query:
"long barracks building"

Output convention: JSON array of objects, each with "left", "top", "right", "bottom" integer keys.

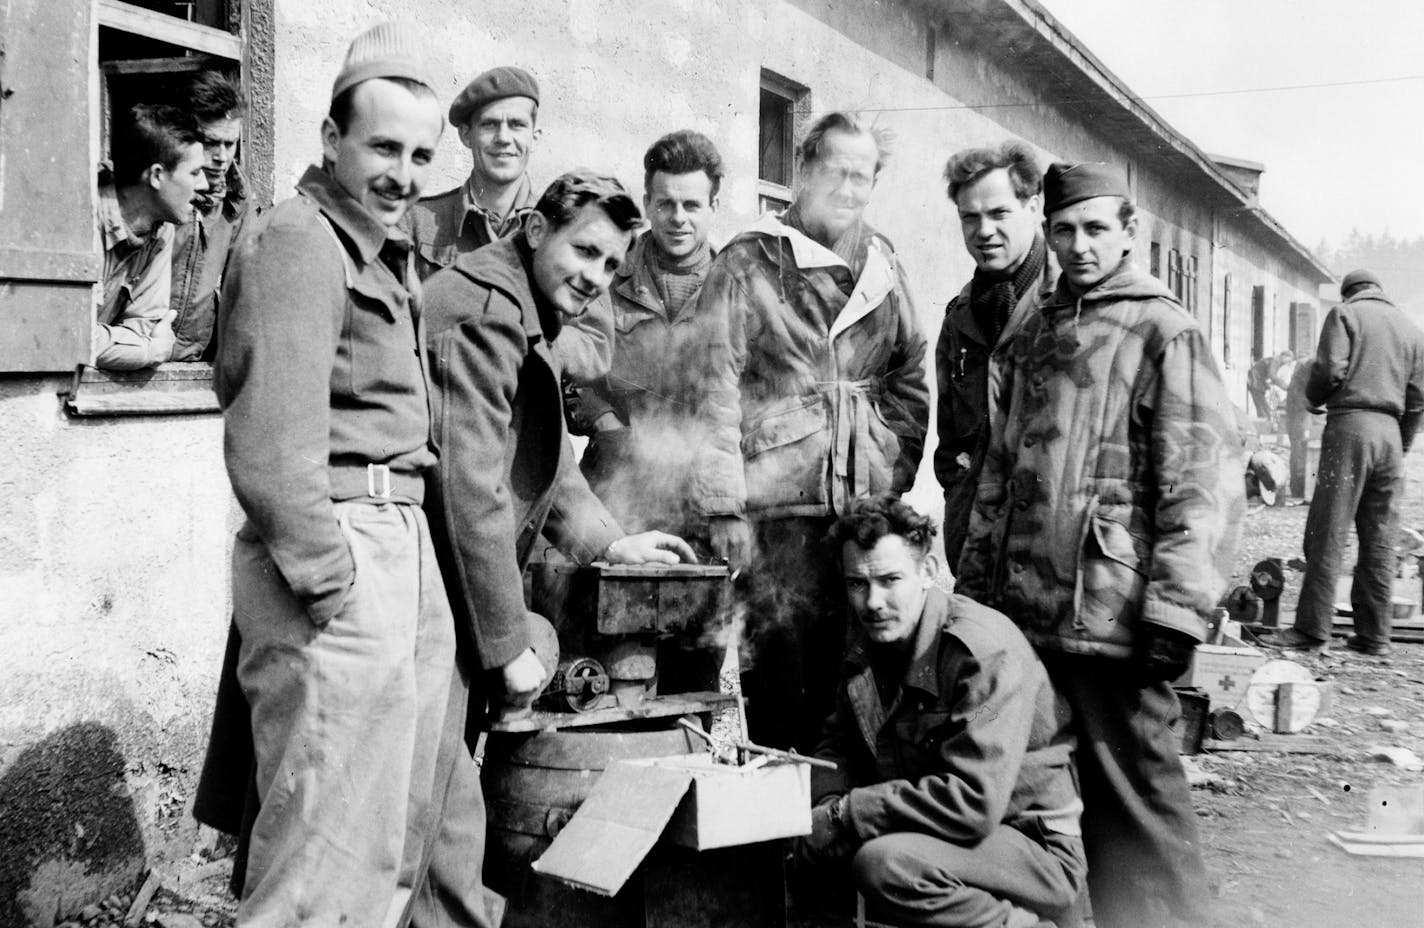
[{"left": 0, "top": 0, "right": 1330, "bottom": 921}]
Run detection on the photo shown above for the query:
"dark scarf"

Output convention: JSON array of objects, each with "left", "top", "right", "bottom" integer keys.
[{"left": 968, "top": 234, "right": 1047, "bottom": 341}]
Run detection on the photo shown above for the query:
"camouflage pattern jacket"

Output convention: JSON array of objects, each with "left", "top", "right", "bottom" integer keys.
[
  {"left": 695, "top": 212, "right": 929, "bottom": 520},
  {"left": 957, "top": 263, "right": 1243, "bottom": 659}
]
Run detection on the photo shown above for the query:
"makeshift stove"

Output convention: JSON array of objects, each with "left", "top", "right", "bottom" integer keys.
[{"left": 483, "top": 561, "right": 815, "bottom": 928}]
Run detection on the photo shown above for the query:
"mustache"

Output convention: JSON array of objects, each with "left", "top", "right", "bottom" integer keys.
[{"left": 372, "top": 180, "right": 413, "bottom": 199}]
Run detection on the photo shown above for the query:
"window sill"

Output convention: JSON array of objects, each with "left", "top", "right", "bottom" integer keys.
[{"left": 64, "top": 362, "right": 219, "bottom": 417}]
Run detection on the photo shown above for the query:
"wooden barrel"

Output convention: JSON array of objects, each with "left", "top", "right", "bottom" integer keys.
[{"left": 482, "top": 725, "right": 703, "bottom": 928}]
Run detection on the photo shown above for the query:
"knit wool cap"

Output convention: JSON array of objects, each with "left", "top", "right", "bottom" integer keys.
[
  {"left": 449, "top": 66, "right": 540, "bottom": 126},
  {"left": 1044, "top": 161, "right": 1131, "bottom": 215},
  {"left": 331, "top": 21, "right": 434, "bottom": 101},
  {"left": 1340, "top": 268, "right": 1382, "bottom": 294}
]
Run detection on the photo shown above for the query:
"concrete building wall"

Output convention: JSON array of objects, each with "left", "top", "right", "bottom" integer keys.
[{"left": 0, "top": 380, "right": 235, "bottom": 925}]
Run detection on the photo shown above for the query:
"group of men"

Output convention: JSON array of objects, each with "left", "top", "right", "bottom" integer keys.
[
  {"left": 95, "top": 74, "right": 251, "bottom": 370},
  {"left": 184, "top": 18, "right": 1266, "bottom": 928}
]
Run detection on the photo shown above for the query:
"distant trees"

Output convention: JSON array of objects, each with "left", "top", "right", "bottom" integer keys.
[{"left": 1317, "top": 231, "right": 1424, "bottom": 310}]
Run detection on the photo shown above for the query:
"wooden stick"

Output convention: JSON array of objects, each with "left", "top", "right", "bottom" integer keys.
[{"left": 734, "top": 740, "right": 839, "bottom": 770}]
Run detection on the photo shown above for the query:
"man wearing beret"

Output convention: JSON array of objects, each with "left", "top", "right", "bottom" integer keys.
[
  {"left": 406, "top": 66, "right": 612, "bottom": 385},
  {"left": 958, "top": 161, "right": 1243, "bottom": 928},
  {"left": 208, "top": 22, "right": 488, "bottom": 927},
  {"left": 1274, "top": 269, "right": 1424, "bottom": 656}
]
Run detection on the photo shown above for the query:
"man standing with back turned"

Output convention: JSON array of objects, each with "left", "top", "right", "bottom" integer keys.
[
  {"left": 214, "top": 23, "right": 485, "bottom": 927},
  {"left": 935, "top": 142, "right": 1053, "bottom": 564},
  {"left": 1275, "top": 269, "right": 1424, "bottom": 656},
  {"left": 959, "top": 161, "right": 1242, "bottom": 928}
]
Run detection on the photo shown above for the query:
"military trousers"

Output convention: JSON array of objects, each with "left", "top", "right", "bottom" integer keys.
[
  {"left": 232, "top": 501, "right": 487, "bottom": 928},
  {"left": 1041, "top": 654, "right": 1211, "bottom": 928},
  {"left": 851, "top": 825, "right": 1085, "bottom": 928},
  {"left": 1294, "top": 410, "right": 1404, "bottom": 647}
]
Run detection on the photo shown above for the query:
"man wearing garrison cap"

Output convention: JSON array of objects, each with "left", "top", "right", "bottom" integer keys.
[
  {"left": 199, "top": 22, "right": 492, "bottom": 927},
  {"left": 1273, "top": 269, "right": 1424, "bottom": 657},
  {"left": 958, "top": 161, "right": 1243, "bottom": 928},
  {"left": 406, "top": 66, "right": 613, "bottom": 386}
]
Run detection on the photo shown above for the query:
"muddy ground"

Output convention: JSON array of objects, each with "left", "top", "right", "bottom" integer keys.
[{"left": 91, "top": 440, "right": 1424, "bottom": 928}]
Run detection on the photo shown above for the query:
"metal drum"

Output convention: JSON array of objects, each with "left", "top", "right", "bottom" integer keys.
[{"left": 482, "top": 725, "right": 704, "bottom": 928}]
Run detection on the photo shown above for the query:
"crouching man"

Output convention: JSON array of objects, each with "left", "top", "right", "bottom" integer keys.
[{"left": 796, "top": 495, "right": 1085, "bottom": 928}]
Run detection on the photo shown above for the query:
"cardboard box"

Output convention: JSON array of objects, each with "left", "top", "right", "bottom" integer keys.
[
  {"left": 1174, "top": 642, "right": 1267, "bottom": 711},
  {"left": 533, "top": 754, "right": 811, "bottom": 896},
  {"left": 634, "top": 753, "right": 812, "bottom": 850}
]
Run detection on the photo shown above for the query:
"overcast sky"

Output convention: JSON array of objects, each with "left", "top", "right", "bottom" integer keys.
[{"left": 1035, "top": 0, "right": 1424, "bottom": 249}]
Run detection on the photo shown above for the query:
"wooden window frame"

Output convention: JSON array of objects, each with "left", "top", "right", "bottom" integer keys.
[{"left": 758, "top": 71, "right": 807, "bottom": 214}]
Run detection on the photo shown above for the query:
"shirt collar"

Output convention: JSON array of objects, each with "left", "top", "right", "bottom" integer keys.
[
  {"left": 297, "top": 164, "right": 401, "bottom": 264},
  {"left": 464, "top": 171, "right": 536, "bottom": 224},
  {"left": 843, "top": 589, "right": 948, "bottom": 701}
]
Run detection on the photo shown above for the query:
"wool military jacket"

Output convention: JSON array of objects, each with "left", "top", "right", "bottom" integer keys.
[
  {"left": 422, "top": 234, "right": 625, "bottom": 673},
  {"left": 170, "top": 162, "right": 253, "bottom": 362},
  {"left": 812, "top": 589, "right": 1082, "bottom": 844},
  {"left": 694, "top": 212, "right": 930, "bottom": 520},
  {"left": 957, "top": 263, "right": 1243, "bottom": 658}
]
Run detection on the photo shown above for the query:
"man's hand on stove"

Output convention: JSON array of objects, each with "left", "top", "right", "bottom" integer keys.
[{"left": 602, "top": 531, "right": 698, "bottom": 565}]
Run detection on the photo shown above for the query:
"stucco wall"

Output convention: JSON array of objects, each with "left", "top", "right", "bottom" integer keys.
[{"left": 0, "top": 378, "right": 235, "bottom": 926}]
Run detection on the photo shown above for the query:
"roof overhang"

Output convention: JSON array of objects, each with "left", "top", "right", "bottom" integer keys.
[{"left": 914, "top": 0, "right": 1334, "bottom": 283}]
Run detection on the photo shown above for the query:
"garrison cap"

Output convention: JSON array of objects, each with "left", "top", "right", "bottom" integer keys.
[
  {"left": 332, "top": 21, "right": 434, "bottom": 100},
  {"left": 449, "top": 66, "right": 540, "bottom": 126},
  {"left": 1044, "top": 161, "right": 1130, "bottom": 215},
  {"left": 1340, "top": 268, "right": 1382, "bottom": 295}
]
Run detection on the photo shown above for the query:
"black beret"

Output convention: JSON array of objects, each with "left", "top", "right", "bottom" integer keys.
[
  {"left": 449, "top": 66, "right": 539, "bottom": 127},
  {"left": 1044, "top": 161, "right": 1130, "bottom": 215}
]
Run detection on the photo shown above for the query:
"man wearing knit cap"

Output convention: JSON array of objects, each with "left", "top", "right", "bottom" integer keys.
[
  {"left": 407, "top": 66, "right": 612, "bottom": 386},
  {"left": 203, "top": 22, "right": 490, "bottom": 928},
  {"left": 934, "top": 140, "right": 1054, "bottom": 566},
  {"left": 1273, "top": 269, "right": 1424, "bottom": 656},
  {"left": 959, "top": 161, "right": 1243, "bottom": 928}
]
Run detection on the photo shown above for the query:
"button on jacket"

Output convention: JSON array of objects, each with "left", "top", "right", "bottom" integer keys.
[
  {"left": 696, "top": 212, "right": 930, "bottom": 520},
  {"left": 215, "top": 164, "right": 435, "bottom": 626}
]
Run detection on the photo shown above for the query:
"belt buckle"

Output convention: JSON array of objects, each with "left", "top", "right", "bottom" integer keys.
[{"left": 367, "top": 463, "right": 393, "bottom": 499}]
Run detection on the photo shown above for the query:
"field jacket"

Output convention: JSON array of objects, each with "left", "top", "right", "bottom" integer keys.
[
  {"left": 812, "top": 589, "right": 1082, "bottom": 843},
  {"left": 695, "top": 212, "right": 929, "bottom": 520},
  {"left": 170, "top": 162, "right": 253, "bottom": 361},
  {"left": 422, "top": 234, "right": 624, "bottom": 673},
  {"left": 957, "top": 264, "right": 1243, "bottom": 658}
]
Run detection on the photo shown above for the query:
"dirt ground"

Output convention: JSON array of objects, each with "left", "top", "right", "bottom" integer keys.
[
  {"left": 105, "top": 438, "right": 1424, "bottom": 928},
  {"left": 1191, "top": 436, "right": 1424, "bottom": 928}
]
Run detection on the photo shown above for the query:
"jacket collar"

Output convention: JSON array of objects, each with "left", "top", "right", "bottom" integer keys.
[
  {"left": 612, "top": 231, "right": 716, "bottom": 316},
  {"left": 454, "top": 233, "right": 552, "bottom": 342},
  {"left": 97, "top": 180, "right": 147, "bottom": 254},
  {"left": 464, "top": 171, "right": 535, "bottom": 225},
  {"left": 736, "top": 211, "right": 897, "bottom": 340},
  {"left": 1344, "top": 290, "right": 1395, "bottom": 308},
  {"left": 1044, "top": 257, "right": 1176, "bottom": 311},
  {"left": 843, "top": 588, "right": 951, "bottom": 700},
  {"left": 298, "top": 164, "right": 404, "bottom": 265}
]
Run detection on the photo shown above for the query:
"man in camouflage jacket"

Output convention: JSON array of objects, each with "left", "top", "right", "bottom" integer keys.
[{"left": 958, "top": 162, "right": 1242, "bottom": 928}]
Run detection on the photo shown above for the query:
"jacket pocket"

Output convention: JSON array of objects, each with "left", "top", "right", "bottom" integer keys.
[
  {"left": 417, "top": 241, "right": 458, "bottom": 272},
  {"left": 863, "top": 400, "right": 904, "bottom": 493},
  {"left": 742, "top": 397, "right": 831, "bottom": 512},
  {"left": 1076, "top": 507, "right": 1149, "bottom": 643},
  {"left": 344, "top": 285, "right": 418, "bottom": 400}
]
